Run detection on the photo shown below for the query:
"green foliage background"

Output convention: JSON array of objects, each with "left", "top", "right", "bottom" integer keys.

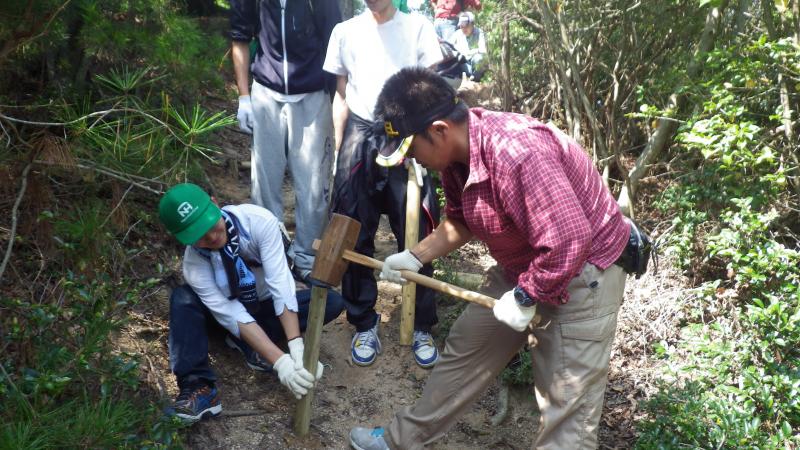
[
  {"left": 637, "top": 32, "right": 800, "bottom": 448},
  {"left": 478, "top": 0, "right": 799, "bottom": 447},
  {"left": 0, "top": 0, "right": 232, "bottom": 447}
]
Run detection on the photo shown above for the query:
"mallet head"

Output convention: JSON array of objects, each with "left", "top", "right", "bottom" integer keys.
[{"left": 310, "top": 214, "right": 361, "bottom": 286}]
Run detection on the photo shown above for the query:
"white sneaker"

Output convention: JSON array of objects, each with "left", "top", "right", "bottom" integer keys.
[
  {"left": 412, "top": 330, "right": 439, "bottom": 368},
  {"left": 351, "top": 321, "right": 381, "bottom": 366}
]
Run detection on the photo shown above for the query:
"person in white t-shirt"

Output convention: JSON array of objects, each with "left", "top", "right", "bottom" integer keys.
[{"left": 323, "top": 0, "right": 444, "bottom": 369}]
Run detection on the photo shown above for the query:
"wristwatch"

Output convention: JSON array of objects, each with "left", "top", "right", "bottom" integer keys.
[{"left": 513, "top": 286, "right": 536, "bottom": 307}]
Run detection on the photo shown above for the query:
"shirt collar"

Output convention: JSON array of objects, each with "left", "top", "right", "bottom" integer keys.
[{"left": 465, "top": 108, "right": 489, "bottom": 186}]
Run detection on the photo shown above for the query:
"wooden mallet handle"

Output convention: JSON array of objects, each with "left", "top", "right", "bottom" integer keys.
[{"left": 312, "top": 239, "right": 496, "bottom": 309}]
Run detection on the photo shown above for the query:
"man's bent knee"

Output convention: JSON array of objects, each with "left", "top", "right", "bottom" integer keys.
[{"left": 170, "top": 285, "right": 200, "bottom": 310}]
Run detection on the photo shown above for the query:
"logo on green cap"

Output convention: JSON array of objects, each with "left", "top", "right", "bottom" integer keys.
[
  {"left": 159, "top": 183, "right": 221, "bottom": 245},
  {"left": 177, "top": 202, "right": 197, "bottom": 222}
]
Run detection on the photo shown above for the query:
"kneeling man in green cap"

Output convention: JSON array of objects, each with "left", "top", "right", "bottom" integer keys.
[{"left": 158, "top": 183, "right": 344, "bottom": 423}]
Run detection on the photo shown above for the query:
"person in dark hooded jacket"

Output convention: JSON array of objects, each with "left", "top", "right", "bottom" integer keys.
[{"left": 229, "top": 0, "right": 342, "bottom": 284}]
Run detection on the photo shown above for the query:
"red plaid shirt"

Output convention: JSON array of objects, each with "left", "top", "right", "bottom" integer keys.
[
  {"left": 442, "top": 109, "right": 629, "bottom": 305},
  {"left": 431, "top": 0, "right": 481, "bottom": 19}
]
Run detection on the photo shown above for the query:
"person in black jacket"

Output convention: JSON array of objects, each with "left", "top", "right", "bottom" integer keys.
[{"left": 229, "top": 0, "right": 342, "bottom": 283}]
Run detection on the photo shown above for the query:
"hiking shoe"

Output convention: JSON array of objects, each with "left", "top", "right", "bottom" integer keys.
[
  {"left": 225, "top": 335, "right": 272, "bottom": 372},
  {"left": 351, "top": 321, "right": 381, "bottom": 366},
  {"left": 349, "top": 427, "right": 389, "bottom": 450},
  {"left": 412, "top": 330, "right": 439, "bottom": 368},
  {"left": 165, "top": 383, "right": 222, "bottom": 424}
]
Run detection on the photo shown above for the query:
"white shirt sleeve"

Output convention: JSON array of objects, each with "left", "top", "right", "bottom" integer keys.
[
  {"left": 182, "top": 248, "right": 255, "bottom": 337},
  {"left": 477, "top": 28, "right": 487, "bottom": 55},
  {"left": 418, "top": 19, "right": 443, "bottom": 68},
  {"left": 323, "top": 24, "right": 347, "bottom": 76}
]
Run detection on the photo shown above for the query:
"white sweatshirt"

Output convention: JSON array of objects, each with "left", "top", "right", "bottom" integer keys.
[{"left": 181, "top": 204, "right": 297, "bottom": 337}]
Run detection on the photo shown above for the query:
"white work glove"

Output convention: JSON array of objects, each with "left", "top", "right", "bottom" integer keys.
[
  {"left": 273, "top": 354, "right": 315, "bottom": 399},
  {"left": 493, "top": 289, "right": 537, "bottom": 332},
  {"left": 288, "top": 337, "right": 324, "bottom": 381},
  {"left": 380, "top": 249, "right": 423, "bottom": 285},
  {"left": 237, "top": 95, "right": 254, "bottom": 134}
]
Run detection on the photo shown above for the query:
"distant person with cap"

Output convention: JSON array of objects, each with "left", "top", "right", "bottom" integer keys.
[
  {"left": 323, "top": 0, "right": 444, "bottom": 369},
  {"left": 158, "top": 183, "right": 344, "bottom": 424},
  {"left": 348, "top": 67, "right": 640, "bottom": 450},
  {"left": 430, "top": 0, "right": 482, "bottom": 40},
  {"left": 448, "top": 11, "right": 487, "bottom": 81}
]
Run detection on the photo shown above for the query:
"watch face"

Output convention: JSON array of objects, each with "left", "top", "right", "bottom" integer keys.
[{"left": 514, "top": 287, "right": 535, "bottom": 307}]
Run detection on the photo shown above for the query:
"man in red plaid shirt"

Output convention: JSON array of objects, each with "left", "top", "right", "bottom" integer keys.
[{"left": 348, "top": 66, "right": 631, "bottom": 450}]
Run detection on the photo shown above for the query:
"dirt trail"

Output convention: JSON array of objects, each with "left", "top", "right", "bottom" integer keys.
[{"left": 122, "top": 93, "right": 687, "bottom": 449}]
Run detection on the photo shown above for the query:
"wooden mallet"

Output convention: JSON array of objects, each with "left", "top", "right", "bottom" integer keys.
[
  {"left": 292, "top": 213, "right": 360, "bottom": 436},
  {"left": 310, "top": 242, "right": 497, "bottom": 309},
  {"left": 295, "top": 214, "right": 497, "bottom": 436}
]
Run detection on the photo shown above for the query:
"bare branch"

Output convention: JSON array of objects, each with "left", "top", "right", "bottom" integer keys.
[
  {"left": 100, "top": 183, "right": 134, "bottom": 228},
  {"left": 0, "top": 163, "right": 32, "bottom": 285},
  {"left": 34, "top": 160, "right": 164, "bottom": 195},
  {"left": 0, "top": 0, "right": 73, "bottom": 64}
]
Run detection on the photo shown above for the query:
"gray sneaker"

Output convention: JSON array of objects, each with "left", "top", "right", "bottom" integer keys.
[{"left": 349, "top": 427, "right": 389, "bottom": 450}]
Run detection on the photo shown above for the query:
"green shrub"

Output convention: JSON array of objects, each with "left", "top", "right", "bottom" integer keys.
[
  {"left": 501, "top": 351, "right": 533, "bottom": 387},
  {"left": 638, "top": 33, "right": 800, "bottom": 448},
  {"left": 0, "top": 2, "right": 233, "bottom": 446},
  {"left": 0, "top": 275, "right": 181, "bottom": 448}
]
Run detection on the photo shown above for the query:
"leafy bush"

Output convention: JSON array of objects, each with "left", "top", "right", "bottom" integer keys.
[
  {"left": 638, "top": 32, "right": 800, "bottom": 448},
  {"left": 501, "top": 351, "right": 533, "bottom": 387},
  {"left": 0, "top": 275, "right": 181, "bottom": 449},
  {"left": 0, "top": 1, "right": 234, "bottom": 446}
]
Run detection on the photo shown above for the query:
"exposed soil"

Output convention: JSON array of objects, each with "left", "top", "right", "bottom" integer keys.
[{"left": 119, "top": 87, "right": 689, "bottom": 450}]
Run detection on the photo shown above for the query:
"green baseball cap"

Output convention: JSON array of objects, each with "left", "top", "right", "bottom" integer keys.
[{"left": 158, "top": 183, "right": 221, "bottom": 245}]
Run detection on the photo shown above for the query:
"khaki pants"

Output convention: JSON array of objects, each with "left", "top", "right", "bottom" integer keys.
[{"left": 386, "top": 263, "right": 626, "bottom": 450}]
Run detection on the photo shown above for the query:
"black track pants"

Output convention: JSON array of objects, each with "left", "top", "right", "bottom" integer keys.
[{"left": 330, "top": 113, "right": 440, "bottom": 333}]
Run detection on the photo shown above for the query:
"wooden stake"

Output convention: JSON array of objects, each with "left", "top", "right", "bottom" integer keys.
[
  {"left": 401, "top": 164, "right": 421, "bottom": 346},
  {"left": 292, "top": 214, "right": 361, "bottom": 437},
  {"left": 292, "top": 284, "right": 328, "bottom": 436}
]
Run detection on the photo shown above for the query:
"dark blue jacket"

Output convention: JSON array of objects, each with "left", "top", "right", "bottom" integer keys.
[{"left": 230, "top": 0, "right": 341, "bottom": 95}]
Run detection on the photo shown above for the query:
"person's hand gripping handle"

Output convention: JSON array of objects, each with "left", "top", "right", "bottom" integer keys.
[{"left": 380, "top": 249, "right": 423, "bottom": 284}]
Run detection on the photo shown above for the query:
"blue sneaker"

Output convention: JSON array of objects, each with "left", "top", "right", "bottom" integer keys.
[
  {"left": 225, "top": 335, "right": 272, "bottom": 372},
  {"left": 412, "top": 330, "right": 439, "bottom": 368},
  {"left": 165, "top": 383, "right": 222, "bottom": 424},
  {"left": 351, "top": 321, "right": 381, "bottom": 366},
  {"left": 349, "top": 427, "right": 389, "bottom": 450}
]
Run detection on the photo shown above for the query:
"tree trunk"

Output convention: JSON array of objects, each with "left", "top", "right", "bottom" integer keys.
[
  {"left": 617, "top": 1, "right": 729, "bottom": 216},
  {"left": 541, "top": 0, "right": 609, "bottom": 160},
  {"left": 761, "top": 0, "right": 799, "bottom": 195},
  {"left": 536, "top": 0, "right": 583, "bottom": 143},
  {"left": 500, "top": 21, "right": 513, "bottom": 110}
]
